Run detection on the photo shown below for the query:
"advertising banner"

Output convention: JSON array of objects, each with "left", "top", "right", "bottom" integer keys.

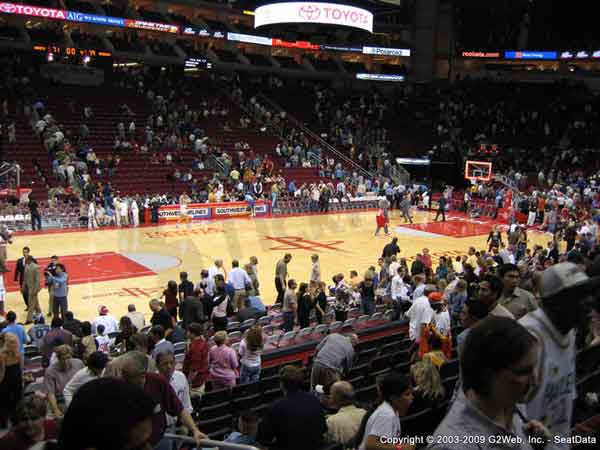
[
  {"left": 356, "top": 73, "right": 405, "bottom": 82},
  {"left": 255, "top": 2, "right": 373, "bottom": 33},
  {"left": 158, "top": 201, "right": 271, "bottom": 222},
  {"left": 504, "top": 51, "right": 557, "bottom": 60},
  {"left": 66, "top": 11, "right": 124, "bottom": 27},
  {"left": 0, "top": 2, "right": 66, "bottom": 19},
  {"left": 461, "top": 51, "right": 501, "bottom": 58},
  {"left": 125, "top": 19, "right": 178, "bottom": 34},
  {"left": 363, "top": 46, "right": 410, "bottom": 57},
  {"left": 227, "top": 32, "right": 272, "bottom": 46}
]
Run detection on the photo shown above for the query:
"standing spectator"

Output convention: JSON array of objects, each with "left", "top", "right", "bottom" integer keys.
[
  {"left": 498, "top": 264, "right": 538, "bottom": 320},
  {"left": 1, "top": 311, "right": 28, "bottom": 353},
  {"left": 282, "top": 279, "right": 298, "bottom": 332},
  {"left": 208, "top": 331, "right": 239, "bottom": 390},
  {"left": 23, "top": 256, "right": 41, "bottom": 324},
  {"left": 314, "top": 281, "right": 328, "bottom": 324},
  {"left": 114, "top": 316, "right": 137, "bottom": 353},
  {"left": 311, "top": 331, "right": 358, "bottom": 390},
  {"left": 43, "top": 345, "right": 84, "bottom": 417},
  {"left": 119, "top": 351, "right": 206, "bottom": 449},
  {"left": 296, "top": 282, "right": 313, "bottom": 329},
  {"left": 520, "top": 263, "right": 596, "bottom": 450},
  {"left": 63, "top": 351, "right": 109, "bottom": 406},
  {"left": 238, "top": 324, "right": 263, "bottom": 384},
  {"left": 477, "top": 274, "right": 514, "bottom": 318},
  {"left": 126, "top": 304, "right": 145, "bottom": 331},
  {"left": 41, "top": 317, "right": 73, "bottom": 368},
  {"left": 447, "top": 279, "right": 468, "bottom": 327},
  {"left": 155, "top": 350, "right": 192, "bottom": 433},
  {"left": 275, "top": 253, "right": 292, "bottom": 304},
  {"left": 381, "top": 237, "right": 400, "bottom": 259},
  {"left": 0, "top": 332, "right": 23, "bottom": 429},
  {"left": 178, "top": 272, "right": 194, "bottom": 303},
  {"left": 228, "top": 259, "right": 252, "bottom": 311},
  {"left": 405, "top": 284, "right": 435, "bottom": 345},
  {"left": 28, "top": 198, "right": 42, "bottom": 231},
  {"left": 0, "top": 224, "right": 12, "bottom": 274},
  {"left": 358, "top": 272, "right": 376, "bottom": 316},
  {"left": 211, "top": 275, "right": 231, "bottom": 332},
  {"left": 180, "top": 289, "right": 205, "bottom": 330},
  {"left": 92, "top": 305, "right": 118, "bottom": 334},
  {"left": 428, "top": 317, "right": 549, "bottom": 450},
  {"left": 183, "top": 323, "right": 209, "bottom": 397},
  {"left": 62, "top": 311, "right": 82, "bottom": 338},
  {"left": 45, "top": 263, "right": 68, "bottom": 320},
  {"left": 356, "top": 372, "right": 414, "bottom": 450},
  {"left": 149, "top": 299, "right": 173, "bottom": 331},
  {"left": 162, "top": 280, "right": 179, "bottom": 319},
  {"left": 150, "top": 326, "right": 175, "bottom": 359},
  {"left": 258, "top": 365, "right": 327, "bottom": 450},
  {"left": 325, "top": 381, "right": 367, "bottom": 447},
  {"left": 27, "top": 314, "right": 50, "bottom": 349},
  {"left": 434, "top": 195, "right": 447, "bottom": 222},
  {"left": 310, "top": 254, "right": 321, "bottom": 292},
  {"left": 455, "top": 299, "right": 489, "bottom": 355}
]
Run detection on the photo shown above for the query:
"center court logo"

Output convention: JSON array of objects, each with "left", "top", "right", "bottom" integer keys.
[{"left": 298, "top": 4, "right": 321, "bottom": 20}]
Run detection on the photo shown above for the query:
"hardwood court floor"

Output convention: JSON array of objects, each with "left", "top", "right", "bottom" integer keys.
[{"left": 2, "top": 210, "right": 550, "bottom": 324}]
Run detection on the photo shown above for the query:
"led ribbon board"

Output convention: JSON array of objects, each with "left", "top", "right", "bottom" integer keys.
[{"left": 254, "top": 2, "right": 373, "bottom": 33}]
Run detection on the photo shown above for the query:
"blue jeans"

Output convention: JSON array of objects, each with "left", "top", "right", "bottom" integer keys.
[
  {"left": 362, "top": 297, "right": 375, "bottom": 316},
  {"left": 240, "top": 364, "right": 261, "bottom": 384},
  {"left": 282, "top": 311, "right": 294, "bottom": 332}
]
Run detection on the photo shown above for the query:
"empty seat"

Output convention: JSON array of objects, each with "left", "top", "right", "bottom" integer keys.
[
  {"left": 232, "top": 393, "right": 262, "bottom": 411},
  {"left": 200, "top": 388, "right": 231, "bottom": 407},
  {"left": 197, "top": 414, "right": 233, "bottom": 436},
  {"left": 199, "top": 401, "right": 231, "bottom": 420}
]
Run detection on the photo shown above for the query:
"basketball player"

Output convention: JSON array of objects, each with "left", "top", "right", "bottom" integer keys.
[{"left": 176, "top": 192, "right": 192, "bottom": 227}]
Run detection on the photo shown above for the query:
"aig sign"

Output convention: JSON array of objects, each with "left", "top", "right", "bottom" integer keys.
[{"left": 255, "top": 2, "right": 373, "bottom": 33}]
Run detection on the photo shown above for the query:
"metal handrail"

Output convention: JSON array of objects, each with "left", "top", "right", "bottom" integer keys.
[
  {"left": 257, "top": 93, "right": 374, "bottom": 179},
  {"left": 164, "top": 433, "right": 260, "bottom": 450},
  {"left": 208, "top": 153, "right": 227, "bottom": 174}
]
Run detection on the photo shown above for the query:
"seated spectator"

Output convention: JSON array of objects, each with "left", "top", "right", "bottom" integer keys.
[
  {"left": 56, "top": 378, "right": 155, "bottom": 450},
  {"left": 27, "top": 314, "right": 50, "bottom": 350},
  {"left": 258, "top": 365, "right": 327, "bottom": 450},
  {"left": 208, "top": 331, "right": 238, "bottom": 390},
  {"left": 115, "top": 315, "right": 137, "bottom": 353},
  {"left": 355, "top": 372, "right": 414, "bottom": 450},
  {"left": 95, "top": 324, "right": 111, "bottom": 354},
  {"left": 43, "top": 344, "right": 84, "bottom": 417},
  {"left": 150, "top": 325, "right": 175, "bottom": 359},
  {"left": 77, "top": 321, "right": 96, "bottom": 361},
  {"left": 92, "top": 305, "right": 118, "bottom": 335},
  {"left": 103, "top": 333, "right": 156, "bottom": 378},
  {"left": 236, "top": 296, "right": 264, "bottom": 323},
  {"left": 0, "top": 396, "right": 59, "bottom": 450},
  {"left": 126, "top": 303, "right": 145, "bottom": 331},
  {"left": 62, "top": 311, "right": 82, "bottom": 338},
  {"left": 428, "top": 317, "right": 550, "bottom": 450},
  {"left": 325, "top": 381, "right": 366, "bottom": 447},
  {"left": 225, "top": 409, "right": 259, "bottom": 445},
  {"left": 63, "top": 351, "right": 109, "bottom": 406},
  {"left": 421, "top": 333, "right": 447, "bottom": 369}
]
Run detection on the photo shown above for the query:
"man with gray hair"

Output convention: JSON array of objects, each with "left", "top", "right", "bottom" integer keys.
[
  {"left": 310, "top": 329, "right": 358, "bottom": 390},
  {"left": 119, "top": 351, "right": 206, "bottom": 450},
  {"left": 325, "top": 381, "right": 367, "bottom": 446}
]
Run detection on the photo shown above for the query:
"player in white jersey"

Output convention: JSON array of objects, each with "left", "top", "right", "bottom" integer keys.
[
  {"left": 176, "top": 192, "right": 192, "bottom": 227},
  {"left": 519, "top": 263, "right": 599, "bottom": 450}
]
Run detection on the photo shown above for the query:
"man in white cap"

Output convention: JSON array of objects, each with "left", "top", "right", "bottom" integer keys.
[
  {"left": 92, "top": 305, "right": 118, "bottom": 335},
  {"left": 519, "top": 262, "right": 599, "bottom": 450}
]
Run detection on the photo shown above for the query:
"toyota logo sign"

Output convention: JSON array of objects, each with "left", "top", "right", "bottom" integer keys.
[
  {"left": 298, "top": 5, "right": 321, "bottom": 21},
  {"left": 255, "top": 2, "right": 373, "bottom": 33},
  {"left": 0, "top": 3, "right": 17, "bottom": 13}
]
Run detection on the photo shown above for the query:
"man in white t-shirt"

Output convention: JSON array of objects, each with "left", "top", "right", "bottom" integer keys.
[
  {"left": 405, "top": 285, "right": 435, "bottom": 343},
  {"left": 92, "top": 306, "right": 118, "bottom": 335},
  {"left": 156, "top": 351, "right": 192, "bottom": 429},
  {"left": 520, "top": 263, "right": 599, "bottom": 450}
]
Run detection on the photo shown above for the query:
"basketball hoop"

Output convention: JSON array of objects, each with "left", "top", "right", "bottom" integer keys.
[{"left": 465, "top": 160, "right": 493, "bottom": 182}]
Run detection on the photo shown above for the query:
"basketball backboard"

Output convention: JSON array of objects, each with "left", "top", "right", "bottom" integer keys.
[{"left": 465, "top": 160, "right": 492, "bottom": 182}]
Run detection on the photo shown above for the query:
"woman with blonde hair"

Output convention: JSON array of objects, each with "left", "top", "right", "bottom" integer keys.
[
  {"left": 239, "top": 325, "right": 263, "bottom": 384},
  {"left": 0, "top": 332, "right": 23, "bottom": 428},
  {"left": 409, "top": 356, "right": 445, "bottom": 414},
  {"left": 209, "top": 331, "right": 239, "bottom": 390}
]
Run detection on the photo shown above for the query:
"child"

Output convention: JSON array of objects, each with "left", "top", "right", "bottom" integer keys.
[
  {"left": 225, "top": 410, "right": 259, "bottom": 445},
  {"left": 95, "top": 324, "right": 111, "bottom": 354}
]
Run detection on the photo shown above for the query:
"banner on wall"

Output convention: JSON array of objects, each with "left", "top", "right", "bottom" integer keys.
[
  {"left": 125, "top": 19, "right": 178, "bottom": 33},
  {"left": 66, "top": 11, "right": 124, "bottom": 27},
  {"left": 158, "top": 201, "right": 271, "bottom": 222},
  {"left": 0, "top": 2, "right": 66, "bottom": 19}
]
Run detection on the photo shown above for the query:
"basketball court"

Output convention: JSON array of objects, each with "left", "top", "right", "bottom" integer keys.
[{"left": 1, "top": 208, "right": 551, "bottom": 324}]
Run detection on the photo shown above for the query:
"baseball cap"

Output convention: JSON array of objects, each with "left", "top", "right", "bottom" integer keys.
[
  {"left": 428, "top": 292, "right": 443, "bottom": 305},
  {"left": 539, "top": 262, "right": 600, "bottom": 300},
  {"left": 99, "top": 306, "right": 109, "bottom": 315}
]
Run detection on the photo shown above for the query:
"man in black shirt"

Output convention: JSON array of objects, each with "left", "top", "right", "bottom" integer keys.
[
  {"left": 149, "top": 298, "right": 173, "bottom": 331},
  {"left": 434, "top": 194, "right": 447, "bottom": 222},
  {"left": 179, "top": 289, "right": 206, "bottom": 330},
  {"left": 28, "top": 198, "right": 42, "bottom": 231},
  {"left": 258, "top": 365, "right": 326, "bottom": 450},
  {"left": 236, "top": 297, "right": 264, "bottom": 323},
  {"left": 381, "top": 237, "right": 400, "bottom": 259},
  {"left": 178, "top": 272, "right": 195, "bottom": 302},
  {"left": 14, "top": 246, "right": 34, "bottom": 309}
]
